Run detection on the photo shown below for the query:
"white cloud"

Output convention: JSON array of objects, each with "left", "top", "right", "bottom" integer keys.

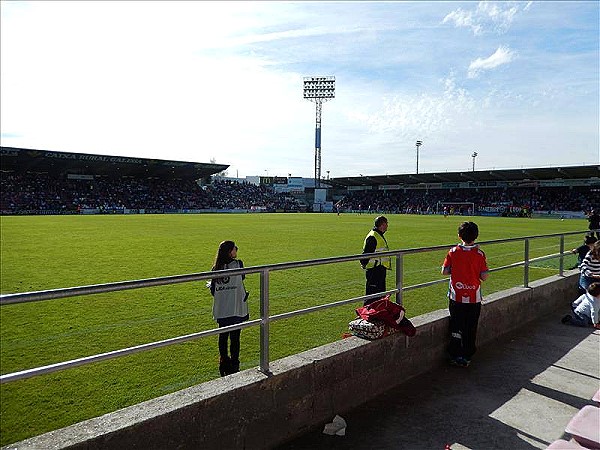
[
  {"left": 443, "top": 1, "right": 528, "bottom": 35},
  {"left": 442, "top": 8, "right": 483, "bottom": 36},
  {"left": 362, "top": 77, "right": 476, "bottom": 138},
  {"left": 477, "top": 1, "right": 519, "bottom": 32},
  {"left": 468, "top": 46, "right": 516, "bottom": 78}
]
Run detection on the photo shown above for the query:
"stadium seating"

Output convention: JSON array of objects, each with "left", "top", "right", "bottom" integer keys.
[
  {"left": 0, "top": 168, "right": 594, "bottom": 216},
  {"left": 564, "top": 405, "right": 600, "bottom": 449},
  {"left": 546, "top": 439, "right": 585, "bottom": 449},
  {"left": 0, "top": 174, "right": 301, "bottom": 214},
  {"left": 338, "top": 185, "right": 594, "bottom": 216}
]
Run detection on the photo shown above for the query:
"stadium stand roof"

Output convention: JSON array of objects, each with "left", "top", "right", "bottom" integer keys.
[
  {"left": 0, "top": 147, "right": 229, "bottom": 180},
  {"left": 329, "top": 165, "right": 600, "bottom": 187}
]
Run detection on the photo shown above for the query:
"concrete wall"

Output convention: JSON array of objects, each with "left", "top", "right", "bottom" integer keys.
[{"left": 3, "top": 271, "right": 580, "bottom": 450}]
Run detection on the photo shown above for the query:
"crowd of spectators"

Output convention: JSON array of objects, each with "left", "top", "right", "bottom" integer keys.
[
  {"left": 0, "top": 173, "right": 302, "bottom": 214},
  {"left": 338, "top": 186, "right": 596, "bottom": 215},
  {"left": 1, "top": 171, "right": 596, "bottom": 216},
  {"left": 206, "top": 180, "right": 300, "bottom": 211}
]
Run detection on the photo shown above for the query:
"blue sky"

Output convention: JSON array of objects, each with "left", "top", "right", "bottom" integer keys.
[{"left": 1, "top": 1, "right": 598, "bottom": 178}]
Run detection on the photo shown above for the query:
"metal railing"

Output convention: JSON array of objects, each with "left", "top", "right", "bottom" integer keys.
[{"left": 0, "top": 230, "right": 588, "bottom": 384}]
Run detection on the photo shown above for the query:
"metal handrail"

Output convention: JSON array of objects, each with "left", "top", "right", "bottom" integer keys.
[
  {"left": 0, "top": 230, "right": 588, "bottom": 383},
  {"left": 0, "top": 230, "right": 586, "bottom": 306}
]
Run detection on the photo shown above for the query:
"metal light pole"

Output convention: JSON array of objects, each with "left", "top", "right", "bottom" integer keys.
[
  {"left": 415, "top": 140, "right": 423, "bottom": 174},
  {"left": 303, "top": 76, "right": 335, "bottom": 188},
  {"left": 472, "top": 151, "right": 478, "bottom": 171}
]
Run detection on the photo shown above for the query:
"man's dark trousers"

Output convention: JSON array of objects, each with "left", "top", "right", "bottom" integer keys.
[{"left": 365, "top": 265, "right": 387, "bottom": 305}]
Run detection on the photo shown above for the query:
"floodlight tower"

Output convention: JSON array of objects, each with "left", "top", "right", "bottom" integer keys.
[
  {"left": 415, "top": 140, "right": 423, "bottom": 174},
  {"left": 303, "top": 76, "right": 335, "bottom": 188},
  {"left": 472, "top": 151, "right": 478, "bottom": 171}
]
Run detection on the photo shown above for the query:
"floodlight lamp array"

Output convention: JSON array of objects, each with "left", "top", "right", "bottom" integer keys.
[{"left": 303, "top": 76, "right": 335, "bottom": 100}]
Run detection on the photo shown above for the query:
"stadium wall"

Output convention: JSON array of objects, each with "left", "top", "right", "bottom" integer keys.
[{"left": 4, "top": 270, "right": 579, "bottom": 450}]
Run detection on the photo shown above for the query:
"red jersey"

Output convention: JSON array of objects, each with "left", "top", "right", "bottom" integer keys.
[{"left": 442, "top": 244, "right": 489, "bottom": 303}]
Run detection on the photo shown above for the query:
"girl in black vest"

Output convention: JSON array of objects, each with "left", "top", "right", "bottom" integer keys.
[{"left": 210, "top": 241, "right": 249, "bottom": 376}]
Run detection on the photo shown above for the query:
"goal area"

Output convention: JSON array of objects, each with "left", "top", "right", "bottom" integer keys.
[{"left": 436, "top": 202, "right": 476, "bottom": 216}]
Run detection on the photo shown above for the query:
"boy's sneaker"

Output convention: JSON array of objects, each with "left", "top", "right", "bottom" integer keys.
[
  {"left": 561, "top": 315, "right": 572, "bottom": 324},
  {"left": 449, "top": 357, "right": 469, "bottom": 367}
]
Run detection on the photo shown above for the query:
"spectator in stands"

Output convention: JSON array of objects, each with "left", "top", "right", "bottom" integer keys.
[
  {"left": 570, "top": 234, "right": 597, "bottom": 270},
  {"left": 0, "top": 172, "right": 301, "bottom": 214},
  {"left": 588, "top": 209, "right": 600, "bottom": 240},
  {"left": 209, "top": 241, "right": 249, "bottom": 376},
  {"left": 561, "top": 282, "right": 600, "bottom": 329},
  {"left": 336, "top": 185, "right": 594, "bottom": 218},
  {"left": 579, "top": 241, "right": 600, "bottom": 292},
  {"left": 360, "top": 216, "right": 391, "bottom": 304},
  {"left": 1, "top": 169, "right": 594, "bottom": 216},
  {"left": 442, "top": 221, "right": 489, "bottom": 368}
]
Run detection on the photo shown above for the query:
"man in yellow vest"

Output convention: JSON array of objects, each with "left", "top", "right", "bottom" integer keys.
[{"left": 360, "top": 215, "right": 392, "bottom": 305}]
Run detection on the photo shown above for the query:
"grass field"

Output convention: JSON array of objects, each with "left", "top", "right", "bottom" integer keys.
[{"left": 0, "top": 213, "right": 586, "bottom": 445}]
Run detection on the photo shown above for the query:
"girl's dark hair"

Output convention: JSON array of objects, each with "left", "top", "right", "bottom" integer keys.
[
  {"left": 458, "top": 221, "right": 479, "bottom": 244},
  {"left": 212, "top": 240, "right": 236, "bottom": 271}
]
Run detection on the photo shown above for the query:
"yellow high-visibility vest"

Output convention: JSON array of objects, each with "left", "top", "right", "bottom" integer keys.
[{"left": 363, "top": 230, "right": 391, "bottom": 270}]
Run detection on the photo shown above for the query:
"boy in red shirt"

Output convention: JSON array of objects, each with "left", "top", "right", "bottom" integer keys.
[{"left": 442, "top": 221, "right": 489, "bottom": 367}]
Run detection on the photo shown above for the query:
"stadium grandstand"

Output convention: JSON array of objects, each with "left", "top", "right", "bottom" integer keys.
[
  {"left": 329, "top": 165, "right": 600, "bottom": 218},
  {"left": 1, "top": 146, "right": 598, "bottom": 217},
  {"left": 0, "top": 147, "right": 303, "bottom": 214}
]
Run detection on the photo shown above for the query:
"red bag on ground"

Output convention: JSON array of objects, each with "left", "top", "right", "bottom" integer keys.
[{"left": 355, "top": 295, "right": 416, "bottom": 337}]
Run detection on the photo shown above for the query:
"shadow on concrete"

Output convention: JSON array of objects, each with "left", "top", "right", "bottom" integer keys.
[{"left": 277, "top": 307, "right": 600, "bottom": 450}]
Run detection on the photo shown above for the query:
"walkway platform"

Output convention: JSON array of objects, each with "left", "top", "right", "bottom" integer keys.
[{"left": 278, "top": 310, "right": 600, "bottom": 450}]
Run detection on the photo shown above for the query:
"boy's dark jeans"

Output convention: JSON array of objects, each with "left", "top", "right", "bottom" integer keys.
[
  {"left": 569, "top": 307, "right": 593, "bottom": 327},
  {"left": 448, "top": 300, "right": 481, "bottom": 359}
]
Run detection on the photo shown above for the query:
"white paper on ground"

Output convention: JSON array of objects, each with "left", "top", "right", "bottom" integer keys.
[{"left": 322, "top": 415, "right": 347, "bottom": 436}]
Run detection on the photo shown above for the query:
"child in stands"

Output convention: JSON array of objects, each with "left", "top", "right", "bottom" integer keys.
[
  {"left": 562, "top": 282, "right": 600, "bottom": 329},
  {"left": 579, "top": 241, "right": 600, "bottom": 292},
  {"left": 442, "top": 221, "right": 489, "bottom": 367}
]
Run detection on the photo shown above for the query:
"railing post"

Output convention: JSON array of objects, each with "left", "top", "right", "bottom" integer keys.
[
  {"left": 259, "top": 269, "right": 271, "bottom": 375},
  {"left": 524, "top": 238, "right": 530, "bottom": 287},
  {"left": 395, "top": 254, "right": 403, "bottom": 305},
  {"left": 559, "top": 235, "right": 564, "bottom": 276}
]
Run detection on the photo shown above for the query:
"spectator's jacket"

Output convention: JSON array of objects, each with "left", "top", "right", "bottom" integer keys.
[
  {"left": 210, "top": 259, "right": 248, "bottom": 320},
  {"left": 580, "top": 252, "right": 600, "bottom": 278},
  {"left": 361, "top": 228, "right": 391, "bottom": 270},
  {"left": 572, "top": 292, "right": 600, "bottom": 325},
  {"left": 443, "top": 244, "right": 489, "bottom": 304}
]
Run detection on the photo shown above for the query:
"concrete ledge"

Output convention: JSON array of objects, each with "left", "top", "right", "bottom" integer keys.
[{"left": 3, "top": 271, "right": 580, "bottom": 450}]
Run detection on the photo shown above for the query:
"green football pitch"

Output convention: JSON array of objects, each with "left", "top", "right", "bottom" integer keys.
[{"left": 0, "top": 213, "right": 586, "bottom": 445}]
